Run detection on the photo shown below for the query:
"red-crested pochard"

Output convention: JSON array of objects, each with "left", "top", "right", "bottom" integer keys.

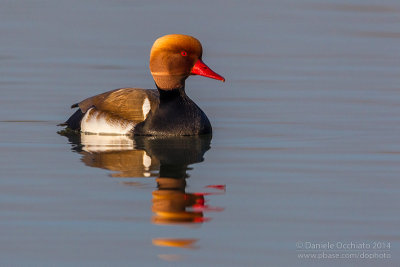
[{"left": 61, "top": 34, "right": 225, "bottom": 136}]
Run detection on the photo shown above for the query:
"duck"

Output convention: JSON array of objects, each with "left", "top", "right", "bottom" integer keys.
[{"left": 61, "top": 34, "right": 225, "bottom": 136}]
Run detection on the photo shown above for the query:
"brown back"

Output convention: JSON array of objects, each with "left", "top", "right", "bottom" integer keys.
[{"left": 77, "top": 88, "right": 159, "bottom": 123}]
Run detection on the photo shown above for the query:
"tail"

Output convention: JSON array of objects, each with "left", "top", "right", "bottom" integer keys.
[{"left": 58, "top": 109, "right": 84, "bottom": 130}]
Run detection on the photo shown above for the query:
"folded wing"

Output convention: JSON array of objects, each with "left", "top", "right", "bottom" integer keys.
[{"left": 65, "top": 88, "right": 159, "bottom": 132}]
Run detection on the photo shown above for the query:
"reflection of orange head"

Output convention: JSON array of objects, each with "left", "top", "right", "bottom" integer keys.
[
  {"left": 152, "top": 211, "right": 207, "bottom": 225},
  {"left": 152, "top": 190, "right": 207, "bottom": 225},
  {"left": 152, "top": 238, "right": 198, "bottom": 249}
]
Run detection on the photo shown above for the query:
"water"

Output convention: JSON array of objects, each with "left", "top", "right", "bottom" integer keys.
[{"left": 1, "top": 0, "right": 399, "bottom": 266}]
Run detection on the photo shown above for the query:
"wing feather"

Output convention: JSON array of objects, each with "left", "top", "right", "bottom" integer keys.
[{"left": 77, "top": 88, "right": 159, "bottom": 124}]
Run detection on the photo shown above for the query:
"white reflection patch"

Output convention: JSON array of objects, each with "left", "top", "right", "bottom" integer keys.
[{"left": 81, "top": 133, "right": 134, "bottom": 153}]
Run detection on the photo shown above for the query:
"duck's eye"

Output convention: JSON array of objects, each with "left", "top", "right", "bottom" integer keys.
[{"left": 181, "top": 51, "right": 188, "bottom": 57}]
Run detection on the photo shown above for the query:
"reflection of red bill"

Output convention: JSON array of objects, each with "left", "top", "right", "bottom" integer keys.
[
  {"left": 206, "top": 185, "right": 226, "bottom": 190},
  {"left": 194, "top": 217, "right": 211, "bottom": 223},
  {"left": 192, "top": 204, "right": 225, "bottom": 212},
  {"left": 194, "top": 192, "right": 224, "bottom": 196}
]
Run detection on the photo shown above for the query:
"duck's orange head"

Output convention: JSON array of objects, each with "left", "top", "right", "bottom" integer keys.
[{"left": 150, "top": 34, "right": 225, "bottom": 90}]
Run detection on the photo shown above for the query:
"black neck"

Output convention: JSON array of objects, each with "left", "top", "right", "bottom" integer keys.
[{"left": 157, "top": 86, "right": 186, "bottom": 101}]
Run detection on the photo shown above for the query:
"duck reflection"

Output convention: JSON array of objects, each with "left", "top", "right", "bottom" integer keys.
[
  {"left": 64, "top": 133, "right": 160, "bottom": 178},
  {"left": 60, "top": 131, "right": 224, "bottom": 249}
]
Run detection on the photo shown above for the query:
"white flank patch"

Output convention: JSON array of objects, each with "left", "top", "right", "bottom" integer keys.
[
  {"left": 142, "top": 97, "right": 151, "bottom": 119},
  {"left": 81, "top": 108, "right": 135, "bottom": 135}
]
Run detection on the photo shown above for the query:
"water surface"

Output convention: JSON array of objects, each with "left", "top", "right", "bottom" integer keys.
[{"left": 1, "top": 0, "right": 399, "bottom": 266}]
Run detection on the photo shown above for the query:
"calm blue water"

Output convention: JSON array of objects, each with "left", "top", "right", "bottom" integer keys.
[{"left": 1, "top": 0, "right": 399, "bottom": 266}]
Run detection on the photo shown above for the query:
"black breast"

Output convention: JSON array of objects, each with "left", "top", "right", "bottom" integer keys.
[{"left": 133, "top": 89, "right": 212, "bottom": 136}]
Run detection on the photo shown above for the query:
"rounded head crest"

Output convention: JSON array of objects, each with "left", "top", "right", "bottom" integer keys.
[{"left": 150, "top": 34, "right": 203, "bottom": 89}]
